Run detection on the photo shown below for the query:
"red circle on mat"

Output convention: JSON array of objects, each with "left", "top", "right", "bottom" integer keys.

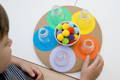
[{"left": 72, "top": 35, "right": 100, "bottom": 60}]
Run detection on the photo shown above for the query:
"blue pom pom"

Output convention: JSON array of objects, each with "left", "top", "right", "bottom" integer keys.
[
  {"left": 74, "top": 27, "right": 79, "bottom": 34},
  {"left": 68, "top": 22, "right": 74, "bottom": 27}
]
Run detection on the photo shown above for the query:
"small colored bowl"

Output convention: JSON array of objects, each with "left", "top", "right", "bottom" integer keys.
[{"left": 55, "top": 21, "right": 80, "bottom": 46}]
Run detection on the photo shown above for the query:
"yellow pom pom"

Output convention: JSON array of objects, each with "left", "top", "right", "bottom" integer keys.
[
  {"left": 74, "top": 34, "right": 79, "bottom": 40},
  {"left": 62, "top": 23, "right": 69, "bottom": 30},
  {"left": 57, "top": 34, "right": 64, "bottom": 41},
  {"left": 62, "top": 30, "right": 70, "bottom": 37}
]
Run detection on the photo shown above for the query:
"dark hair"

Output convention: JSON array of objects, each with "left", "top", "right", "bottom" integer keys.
[{"left": 0, "top": 4, "right": 9, "bottom": 40}]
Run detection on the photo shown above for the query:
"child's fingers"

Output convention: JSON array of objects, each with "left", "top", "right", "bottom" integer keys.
[
  {"left": 26, "top": 67, "right": 35, "bottom": 77},
  {"left": 82, "top": 55, "right": 90, "bottom": 69},
  {"left": 32, "top": 66, "right": 41, "bottom": 75},
  {"left": 32, "top": 66, "right": 43, "bottom": 80},
  {"left": 97, "top": 56, "right": 104, "bottom": 69},
  {"left": 96, "top": 57, "right": 104, "bottom": 74},
  {"left": 36, "top": 73, "right": 44, "bottom": 80},
  {"left": 89, "top": 55, "right": 101, "bottom": 69}
]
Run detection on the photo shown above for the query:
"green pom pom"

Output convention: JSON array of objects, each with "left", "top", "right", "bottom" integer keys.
[
  {"left": 62, "top": 38, "right": 69, "bottom": 44},
  {"left": 57, "top": 24, "right": 63, "bottom": 30}
]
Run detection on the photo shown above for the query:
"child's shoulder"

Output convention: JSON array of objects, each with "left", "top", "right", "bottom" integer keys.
[
  {"left": 0, "top": 64, "right": 33, "bottom": 80},
  {"left": 0, "top": 64, "right": 23, "bottom": 80}
]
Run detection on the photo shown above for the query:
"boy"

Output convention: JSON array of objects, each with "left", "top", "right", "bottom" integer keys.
[
  {"left": 0, "top": 4, "right": 44, "bottom": 80},
  {"left": 0, "top": 4, "right": 104, "bottom": 80}
]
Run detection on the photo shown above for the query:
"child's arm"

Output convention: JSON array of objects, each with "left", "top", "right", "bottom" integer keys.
[
  {"left": 11, "top": 55, "right": 103, "bottom": 80},
  {"left": 80, "top": 55, "right": 104, "bottom": 80},
  {"left": 11, "top": 56, "right": 44, "bottom": 80}
]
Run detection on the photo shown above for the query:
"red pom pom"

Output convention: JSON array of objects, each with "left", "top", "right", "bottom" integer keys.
[
  {"left": 68, "top": 27, "right": 74, "bottom": 34},
  {"left": 69, "top": 40, "right": 75, "bottom": 44}
]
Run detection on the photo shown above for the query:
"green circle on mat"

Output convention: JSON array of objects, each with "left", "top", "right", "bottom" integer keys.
[{"left": 46, "top": 7, "right": 72, "bottom": 29}]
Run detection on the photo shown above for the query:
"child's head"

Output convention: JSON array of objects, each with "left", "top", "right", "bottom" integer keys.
[{"left": 0, "top": 4, "right": 12, "bottom": 73}]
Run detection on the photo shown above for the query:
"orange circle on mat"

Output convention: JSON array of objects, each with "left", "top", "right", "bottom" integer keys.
[{"left": 73, "top": 35, "right": 100, "bottom": 60}]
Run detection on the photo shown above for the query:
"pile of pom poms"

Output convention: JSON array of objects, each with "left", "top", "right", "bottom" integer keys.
[{"left": 55, "top": 22, "right": 80, "bottom": 46}]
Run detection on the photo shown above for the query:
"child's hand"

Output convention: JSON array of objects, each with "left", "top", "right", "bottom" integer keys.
[
  {"left": 80, "top": 55, "right": 104, "bottom": 80},
  {"left": 11, "top": 56, "right": 44, "bottom": 80},
  {"left": 18, "top": 61, "right": 44, "bottom": 80}
]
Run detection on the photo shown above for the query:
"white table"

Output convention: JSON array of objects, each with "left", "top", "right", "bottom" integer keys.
[{"left": 1, "top": 0, "right": 120, "bottom": 80}]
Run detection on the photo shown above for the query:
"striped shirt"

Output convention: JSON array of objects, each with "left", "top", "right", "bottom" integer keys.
[{"left": 0, "top": 64, "right": 33, "bottom": 80}]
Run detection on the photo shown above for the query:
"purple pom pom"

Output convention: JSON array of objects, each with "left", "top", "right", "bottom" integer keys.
[
  {"left": 68, "top": 34, "right": 75, "bottom": 41},
  {"left": 57, "top": 30, "right": 62, "bottom": 35}
]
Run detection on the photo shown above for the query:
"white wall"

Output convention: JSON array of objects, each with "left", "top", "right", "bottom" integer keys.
[{"left": 1, "top": 0, "right": 120, "bottom": 80}]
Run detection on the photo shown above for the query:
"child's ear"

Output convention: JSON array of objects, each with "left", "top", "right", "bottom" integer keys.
[{"left": 8, "top": 39, "right": 12, "bottom": 47}]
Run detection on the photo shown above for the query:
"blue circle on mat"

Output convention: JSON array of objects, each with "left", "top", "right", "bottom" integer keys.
[{"left": 33, "top": 26, "right": 58, "bottom": 51}]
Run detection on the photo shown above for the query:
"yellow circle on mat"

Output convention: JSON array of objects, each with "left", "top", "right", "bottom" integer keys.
[{"left": 72, "top": 11, "right": 96, "bottom": 35}]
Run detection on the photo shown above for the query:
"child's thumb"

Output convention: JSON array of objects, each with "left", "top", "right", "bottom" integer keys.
[{"left": 82, "top": 56, "right": 90, "bottom": 69}]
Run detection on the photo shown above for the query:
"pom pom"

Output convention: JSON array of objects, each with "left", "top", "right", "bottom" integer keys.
[
  {"left": 68, "top": 22, "right": 74, "bottom": 27},
  {"left": 62, "top": 38, "right": 69, "bottom": 44},
  {"left": 57, "top": 34, "right": 64, "bottom": 41},
  {"left": 68, "top": 27, "right": 74, "bottom": 34},
  {"left": 68, "top": 34, "right": 75, "bottom": 41},
  {"left": 57, "top": 24, "right": 63, "bottom": 30},
  {"left": 62, "top": 30, "right": 70, "bottom": 37},
  {"left": 74, "top": 27, "right": 79, "bottom": 34},
  {"left": 69, "top": 40, "right": 75, "bottom": 44},
  {"left": 57, "top": 30, "right": 62, "bottom": 35},
  {"left": 74, "top": 34, "right": 79, "bottom": 40},
  {"left": 62, "top": 23, "right": 69, "bottom": 30}
]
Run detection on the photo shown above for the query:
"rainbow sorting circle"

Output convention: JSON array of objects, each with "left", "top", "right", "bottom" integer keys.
[
  {"left": 72, "top": 35, "right": 100, "bottom": 60},
  {"left": 55, "top": 22, "right": 80, "bottom": 46},
  {"left": 33, "top": 26, "right": 58, "bottom": 51},
  {"left": 72, "top": 10, "right": 96, "bottom": 35},
  {"left": 47, "top": 6, "right": 72, "bottom": 29},
  {"left": 50, "top": 46, "right": 76, "bottom": 72},
  {"left": 33, "top": 6, "right": 102, "bottom": 73}
]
